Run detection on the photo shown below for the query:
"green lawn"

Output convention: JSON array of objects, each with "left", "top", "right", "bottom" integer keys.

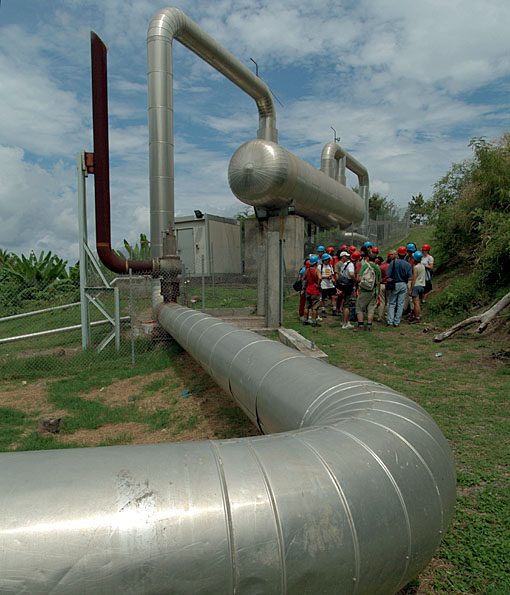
[{"left": 282, "top": 288, "right": 509, "bottom": 594}]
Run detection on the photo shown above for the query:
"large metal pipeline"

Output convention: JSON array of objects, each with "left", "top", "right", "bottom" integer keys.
[
  {"left": 0, "top": 298, "right": 456, "bottom": 593},
  {"left": 147, "top": 7, "right": 277, "bottom": 259},
  {"left": 228, "top": 139, "right": 365, "bottom": 229},
  {"left": 0, "top": 8, "right": 456, "bottom": 592}
]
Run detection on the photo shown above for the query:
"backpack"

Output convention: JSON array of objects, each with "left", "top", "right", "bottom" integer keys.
[
  {"left": 335, "top": 262, "right": 354, "bottom": 292},
  {"left": 359, "top": 264, "right": 376, "bottom": 291}
]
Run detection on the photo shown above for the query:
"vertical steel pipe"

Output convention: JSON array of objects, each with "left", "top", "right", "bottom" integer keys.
[{"left": 147, "top": 8, "right": 277, "bottom": 258}]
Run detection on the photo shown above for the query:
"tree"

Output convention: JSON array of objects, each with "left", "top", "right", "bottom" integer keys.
[
  {"left": 408, "top": 193, "right": 432, "bottom": 225},
  {"left": 368, "top": 193, "right": 399, "bottom": 220},
  {"left": 352, "top": 187, "right": 399, "bottom": 220}
]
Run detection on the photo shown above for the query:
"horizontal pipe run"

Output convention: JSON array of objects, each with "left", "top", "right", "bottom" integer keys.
[
  {"left": 152, "top": 300, "right": 457, "bottom": 594},
  {"left": 0, "top": 302, "right": 80, "bottom": 323},
  {"left": 0, "top": 299, "right": 456, "bottom": 593},
  {"left": 228, "top": 139, "right": 365, "bottom": 229},
  {"left": 0, "top": 317, "right": 129, "bottom": 345}
]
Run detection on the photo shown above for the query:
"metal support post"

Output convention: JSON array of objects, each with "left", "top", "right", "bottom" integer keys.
[
  {"left": 279, "top": 238, "right": 285, "bottom": 326},
  {"left": 129, "top": 269, "right": 135, "bottom": 365},
  {"left": 77, "top": 151, "right": 91, "bottom": 349},
  {"left": 266, "top": 227, "right": 280, "bottom": 328}
]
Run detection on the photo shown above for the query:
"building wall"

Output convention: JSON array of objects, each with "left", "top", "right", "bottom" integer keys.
[
  {"left": 175, "top": 215, "right": 241, "bottom": 276},
  {"left": 207, "top": 217, "right": 242, "bottom": 274}
]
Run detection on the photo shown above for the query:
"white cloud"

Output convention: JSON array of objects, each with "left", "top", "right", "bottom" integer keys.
[{"left": 0, "top": 0, "right": 509, "bottom": 263}]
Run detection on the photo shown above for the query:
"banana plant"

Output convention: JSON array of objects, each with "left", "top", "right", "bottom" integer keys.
[
  {"left": 0, "top": 248, "right": 13, "bottom": 268},
  {"left": 115, "top": 233, "right": 151, "bottom": 260},
  {"left": 4, "top": 250, "right": 68, "bottom": 287}
]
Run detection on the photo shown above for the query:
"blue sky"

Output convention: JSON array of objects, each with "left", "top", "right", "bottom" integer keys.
[{"left": 1, "top": 0, "right": 509, "bottom": 263}]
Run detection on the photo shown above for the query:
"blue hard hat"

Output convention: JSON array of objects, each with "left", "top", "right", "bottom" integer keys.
[
  {"left": 309, "top": 254, "right": 319, "bottom": 264},
  {"left": 317, "top": 245, "right": 325, "bottom": 252},
  {"left": 413, "top": 250, "right": 423, "bottom": 262},
  {"left": 363, "top": 241, "right": 372, "bottom": 248},
  {"left": 406, "top": 243, "right": 416, "bottom": 251},
  {"left": 321, "top": 253, "right": 331, "bottom": 261}
]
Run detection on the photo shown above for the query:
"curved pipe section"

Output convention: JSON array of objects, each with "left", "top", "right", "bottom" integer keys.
[
  {"left": 228, "top": 139, "right": 365, "bottom": 229},
  {"left": 147, "top": 8, "right": 277, "bottom": 258},
  {"left": 91, "top": 32, "right": 154, "bottom": 273},
  {"left": 0, "top": 300, "right": 456, "bottom": 593},
  {"left": 321, "top": 141, "right": 370, "bottom": 232}
]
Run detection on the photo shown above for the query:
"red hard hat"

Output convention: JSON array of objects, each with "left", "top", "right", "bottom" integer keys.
[
  {"left": 372, "top": 246, "right": 379, "bottom": 254},
  {"left": 422, "top": 244, "right": 431, "bottom": 251},
  {"left": 397, "top": 246, "right": 407, "bottom": 256},
  {"left": 326, "top": 246, "right": 335, "bottom": 254},
  {"left": 351, "top": 251, "right": 361, "bottom": 261},
  {"left": 387, "top": 251, "right": 392, "bottom": 258},
  {"left": 305, "top": 259, "right": 310, "bottom": 267},
  {"left": 341, "top": 244, "right": 348, "bottom": 251},
  {"left": 348, "top": 245, "right": 356, "bottom": 253}
]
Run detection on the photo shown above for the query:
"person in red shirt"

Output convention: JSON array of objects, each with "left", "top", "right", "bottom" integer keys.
[{"left": 302, "top": 255, "right": 322, "bottom": 327}]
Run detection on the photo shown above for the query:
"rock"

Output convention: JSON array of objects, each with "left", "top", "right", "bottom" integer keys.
[{"left": 37, "top": 418, "right": 64, "bottom": 434}]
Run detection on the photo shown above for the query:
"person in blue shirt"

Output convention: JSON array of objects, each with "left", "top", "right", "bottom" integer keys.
[{"left": 386, "top": 247, "right": 413, "bottom": 327}]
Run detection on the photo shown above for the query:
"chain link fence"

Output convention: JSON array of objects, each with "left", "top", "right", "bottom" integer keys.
[{"left": 1, "top": 215, "right": 410, "bottom": 378}]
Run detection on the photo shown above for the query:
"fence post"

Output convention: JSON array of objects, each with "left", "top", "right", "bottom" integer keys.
[
  {"left": 210, "top": 243, "right": 215, "bottom": 297},
  {"left": 201, "top": 254, "right": 206, "bottom": 309},
  {"left": 114, "top": 287, "right": 120, "bottom": 351},
  {"left": 129, "top": 268, "right": 135, "bottom": 365}
]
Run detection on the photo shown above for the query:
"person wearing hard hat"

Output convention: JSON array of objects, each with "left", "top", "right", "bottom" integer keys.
[
  {"left": 377, "top": 249, "right": 395, "bottom": 321},
  {"left": 302, "top": 254, "right": 322, "bottom": 327},
  {"left": 408, "top": 251, "right": 426, "bottom": 323},
  {"left": 335, "top": 251, "right": 356, "bottom": 329},
  {"left": 319, "top": 253, "right": 337, "bottom": 316},
  {"left": 421, "top": 244, "right": 434, "bottom": 300},
  {"left": 386, "top": 247, "right": 412, "bottom": 327},
  {"left": 353, "top": 252, "right": 381, "bottom": 332}
]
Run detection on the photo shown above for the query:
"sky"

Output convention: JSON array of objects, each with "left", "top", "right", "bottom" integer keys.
[{"left": 1, "top": 0, "right": 509, "bottom": 264}]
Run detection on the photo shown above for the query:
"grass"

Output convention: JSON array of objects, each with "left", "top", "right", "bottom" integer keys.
[
  {"left": 283, "top": 286, "right": 509, "bottom": 593},
  {"left": 183, "top": 283, "right": 257, "bottom": 310},
  {"left": 1, "top": 241, "right": 508, "bottom": 593}
]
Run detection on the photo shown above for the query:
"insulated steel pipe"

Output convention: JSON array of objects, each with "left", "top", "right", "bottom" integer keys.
[
  {"left": 321, "top": 142, "right": 370, "bottom": 232},
  {"left": 90, "top": 33, "right": 154, "bottom": 273},
  {"left": 147, "top": 8, "right": 277, "bottom": 258},
  {"left": 0, "top": 302, "right": 456, "bottom": 593},
  {"left": 228, "top": 139, "right": 365, "bottom": 229}
]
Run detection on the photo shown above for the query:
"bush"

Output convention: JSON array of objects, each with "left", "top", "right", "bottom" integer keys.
[
  {"left": 427, "top": 274, "right": 485, "bottom": 318},
  {"left": 429, "top": 134, "right": 510, "bottom": 293}
]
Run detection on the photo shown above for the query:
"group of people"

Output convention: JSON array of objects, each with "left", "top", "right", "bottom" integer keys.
[{"left": 296, "top": 242, "right": 434, "bottom": 330}]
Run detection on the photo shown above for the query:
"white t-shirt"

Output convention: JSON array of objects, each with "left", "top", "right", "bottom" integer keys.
[
  {"left": 421, "top": 255, "right": 434, "bottom": 268},
  {"left": 320, "top": 263, "right": 335, "bottom": 289},
  {"left": 336, "top": 261, "right": 355, "bottom": 280},
  {"left": 421, "top": 254, "right": 434, "bottom": 280}
]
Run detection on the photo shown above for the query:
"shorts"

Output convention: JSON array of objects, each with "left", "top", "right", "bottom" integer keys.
[
  {"left": 356, "top": 290, "right": 377, "bottom": 315},
  {"left": 321, "top": 287, "right": 336, "bottom": 300},
  {"left": 342, "top": 290, "right": 356, "bottom": 310},
  {"left": 305, "top": 292, "right": 321, "bottom": 310},
  {"left": 412, "top": 286, "right": 425, "bottom": 298}
]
